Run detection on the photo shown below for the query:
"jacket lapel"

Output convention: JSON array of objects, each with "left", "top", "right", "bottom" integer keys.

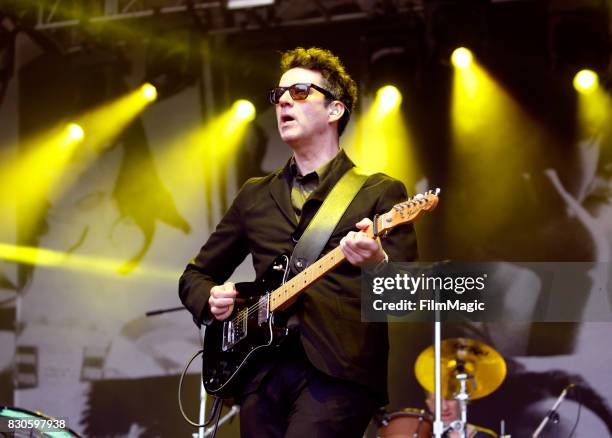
[
  {"left": 268, "top": 149, "right": 357, "bottom": 230},
  {"left": 268, "top": 169, "right": 298, "bottom": 226}
]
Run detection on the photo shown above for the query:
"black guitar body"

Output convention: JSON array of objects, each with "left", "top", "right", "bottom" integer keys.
[
  {"left": 198, "top": 189, "right": 440, "bottom": 400},
  {"left": 202, "top": 254, "right": 291, "bottom": 398}
]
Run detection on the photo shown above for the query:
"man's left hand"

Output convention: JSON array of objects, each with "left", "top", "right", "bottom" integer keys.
[{"left": 340, "top": 218, "right": 386, "bottom": 268}]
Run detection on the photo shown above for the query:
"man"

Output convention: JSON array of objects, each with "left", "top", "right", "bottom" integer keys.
[
  {"left": 179, "top": 47, "right": 417, "bottom": 438},
  {"left": 424, "top": 392, "right": 497, "bottom": 438}
]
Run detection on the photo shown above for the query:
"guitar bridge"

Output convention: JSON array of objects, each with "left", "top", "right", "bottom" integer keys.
[{"left": 222, "top": 309, "right": 247, "bottom": 351}]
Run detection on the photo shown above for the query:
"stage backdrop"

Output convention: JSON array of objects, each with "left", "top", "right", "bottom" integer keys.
[{"left": 1, "top": 22, "right": 612, "bottom": 438}]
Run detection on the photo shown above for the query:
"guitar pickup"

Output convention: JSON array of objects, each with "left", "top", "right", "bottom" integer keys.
[
  {"left": 257, "top": 295, "right": 270, "bottom": 325},
  {"left": 222, "top": 309, "right": 247, "bottom": 351}
]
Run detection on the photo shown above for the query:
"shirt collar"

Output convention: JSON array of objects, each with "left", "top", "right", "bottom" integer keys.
[
  {"left": 289, "top": 151, "right": 338, "bottom": 183},
  {"left": 277, "top": 148, "right": 356, "bottom": 193}
]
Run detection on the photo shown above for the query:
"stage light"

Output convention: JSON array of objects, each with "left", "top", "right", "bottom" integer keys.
[
  {"left": 67, "top": 123, "right": 84, "bottom": 142},
  {"left": 0, "top": 85, "right": 159, "bottom": 242},
  {"left": 376, "top": 86, "right": 402, "bottom": 113},
  {"left": 451, "top": 48, "right": 473, "bottom": 69},
  {"left": 141, "top": 83, "right": 158, "bottom": 101},
  {"left": 76, "top": 85, "right": 160, "bottom": 155},
  {"left": 573, "top": 70, "right": 599, "bottom": 93},
  {"left": 233, "top": 99, "right": 256, "bottom": 121},
  {"left": 451, "top": 60, "right": 547, "bottom": 248},
  {"left": 342, "top": 86, "right": 416, "bottom": 191}
]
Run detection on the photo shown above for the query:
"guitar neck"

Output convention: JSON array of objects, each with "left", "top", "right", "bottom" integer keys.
[
  {"left": 266, "top": 188, "right": 440, "bottom": 312},
  {"left": 268, "top": 246, "right": 344, "bottom": 311},
  {"left": 268, "top": 226, "right": 376, "bottom": 312}
]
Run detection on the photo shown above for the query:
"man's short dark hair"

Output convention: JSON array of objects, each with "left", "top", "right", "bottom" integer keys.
[{"left": 280, "top": 47, "right": 357, "bottom": 137}]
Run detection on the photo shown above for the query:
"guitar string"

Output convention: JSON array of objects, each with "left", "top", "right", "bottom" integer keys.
[
  {"left": 228, "top": 209, "right": 390, "bottom": 326},
  {"left": 231, "top": 254, "right": 338, "bottom": 325},
  {"left": 228, "top": 208, "right": 381, "bottom": 326},
  {"left": 229, "top": 207, "right": 394, "bottom": 326},
  {"left": 229, "top": 238, "right": 357, "bottom": 326}
]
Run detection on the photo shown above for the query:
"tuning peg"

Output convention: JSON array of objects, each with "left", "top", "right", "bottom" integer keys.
[{"left": 434, "top": 188, "right": 441, "bottom": 195}]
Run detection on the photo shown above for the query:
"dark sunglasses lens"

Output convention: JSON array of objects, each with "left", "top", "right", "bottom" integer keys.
[
  {"left": 270, "top": 84, "right": 312, "bottom": 104},
  {"left": 289, "top": 84, "right": 310, "bottom": 100},
  {"left": 269, "top": 88, "right": 282, "bottom": 104}
]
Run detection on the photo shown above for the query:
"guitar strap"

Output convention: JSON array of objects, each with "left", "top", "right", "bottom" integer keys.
[{"left": 289, "top": 166, "right": 371, "bottom": 274}]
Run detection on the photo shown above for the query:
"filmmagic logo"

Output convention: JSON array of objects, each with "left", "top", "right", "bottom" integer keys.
[{"left": 372, "top": 299, "right": 485, "bottom": 313}]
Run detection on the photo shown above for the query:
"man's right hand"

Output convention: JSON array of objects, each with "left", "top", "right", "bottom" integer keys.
[{"left": 209, "top": 282, "right": 237, "bottom": 321}]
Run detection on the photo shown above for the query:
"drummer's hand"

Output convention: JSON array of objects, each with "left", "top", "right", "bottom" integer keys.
[{"left": 209, "top": 282, "right": 237, "bottom": 321}]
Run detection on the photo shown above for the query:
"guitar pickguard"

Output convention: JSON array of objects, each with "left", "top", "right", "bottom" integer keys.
[
  {"left": 203, "top": 254, "right": 289, "bottom": 397},
  {"left": 221, "top": 295, "right": 271, "bottom": 351},
  {"left": 221, "top": 309, "right": 247, "bottom": 351}
]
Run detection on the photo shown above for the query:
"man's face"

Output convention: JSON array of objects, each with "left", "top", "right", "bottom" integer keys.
[
  {"left": 425, "top": 393, "right": 461, "bottom": 423},
  {"left": 275, "top": 67, "right": 332, "bottom": 145}
]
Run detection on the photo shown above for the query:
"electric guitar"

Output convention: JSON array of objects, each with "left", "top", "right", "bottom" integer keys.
[{"left": 202, "top": 189, "right": 440, "bottom": 398}]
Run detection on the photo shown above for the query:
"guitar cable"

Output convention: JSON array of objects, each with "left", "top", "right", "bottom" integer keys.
[
  {"left": 567, "top": 385, "right": 582, "bottom": 438},
  {"left": 178, "top": 348, "right": 223, "bottom": 433}
]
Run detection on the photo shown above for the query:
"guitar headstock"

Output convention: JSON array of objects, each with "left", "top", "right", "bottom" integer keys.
[{"left": 373, "top": 188, "right": 440, "bottom": 238}]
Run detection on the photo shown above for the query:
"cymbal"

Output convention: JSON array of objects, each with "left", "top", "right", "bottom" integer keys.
[{"left": 414, "top": 338, "right": 507, "bottom": 400}]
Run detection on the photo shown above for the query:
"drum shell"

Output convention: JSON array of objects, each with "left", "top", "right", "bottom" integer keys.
[{"left": 378, "top": 408, "right": 433, "bottom": 438}]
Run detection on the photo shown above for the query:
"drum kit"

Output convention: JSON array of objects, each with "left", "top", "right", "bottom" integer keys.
[{"left": 377, "top": 338, "right": 507, "bottom": 438}]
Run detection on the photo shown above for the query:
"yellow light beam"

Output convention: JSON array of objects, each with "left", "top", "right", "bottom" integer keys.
[
  {"left": 76, "top": 84, "right": 157, "bottom": 153},
  {"left": 0, "top": 242, "right": 177, "bottom": 280},
  {"left": 451, "top": 57, "right": 552, "bottom": 246},
  {"left": 198, "top": 100, "right": 257, "bottom": 163},
  {"left": 0, "top": 85, "right": 155, "bottom": 240},
  {"left": 576, "top": 84, "right": 610, "bottom": 140},
  {"left": 0, "top": 123, "right": 86, "bottom": 239},
  {"left": 344, "top": 87, "right": 416, "bottom": 190},
  {"left": 141, "top": 99, "right": 257, "bottom": 226}
]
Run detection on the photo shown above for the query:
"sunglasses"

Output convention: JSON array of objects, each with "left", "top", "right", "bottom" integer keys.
[{"left": 268, "top": 83, "right": 337, "bottom": 104}]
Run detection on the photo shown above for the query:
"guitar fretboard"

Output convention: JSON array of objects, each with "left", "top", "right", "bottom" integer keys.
[
  {"left": 268, "top": 224, "right": 377, "bottom": 312},
  {"left": 265, "top": 189, "right": 439, "bottom": 312},
  {"left": 268, "top": 246, "right": 344, "bottom": 311}
]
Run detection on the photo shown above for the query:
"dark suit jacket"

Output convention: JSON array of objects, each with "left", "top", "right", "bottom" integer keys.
[{"left": 179, "top": 149, "right": 418, "bottom": 400}]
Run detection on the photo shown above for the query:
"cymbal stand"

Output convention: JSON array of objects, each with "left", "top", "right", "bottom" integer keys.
[
  {"left": 204, "top": 405, "right": 240, "bottom": 437},
  {"left": 433, "top": 289, "right": 444, "bottom": 438},
  {"left": 428, "top": 259, "right": 453, "bottom": 438},
  {"left": 193, "top": 325, "right": 207, "bottom": 438},
  {"left": 143, "top": 306, "right": 207, "bottom": 438},
  {"left": 452, "top": 371, "right": 472, "bottom": 438}
]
